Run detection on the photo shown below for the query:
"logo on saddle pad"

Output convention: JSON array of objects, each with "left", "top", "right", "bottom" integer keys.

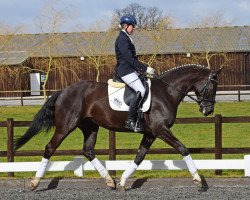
[
  {"left": 113, "top": 98, "right": 123, "bottom": 108},
  {"left": 108, "top": 79, "right": 151, "bottom": 112}
]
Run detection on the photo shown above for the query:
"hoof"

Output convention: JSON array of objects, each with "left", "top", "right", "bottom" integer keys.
[
  {"left": 116, "top": 182, "right": 126, "bottom": 192},
  {"left": 199, "top": 175, "right": 209, "bottom": 192},
  {"left": 106, "top": 178, "right": 116, "bottom": 190},
  {"left": 193, "top": 175, "right": 209, "bottom": 192},
  {"left": 193, "top": 178, "right": 202, "bottom": 188},
  {"left": 30, "top": 177, "right": 41, "bottom": 191},
  {"left": 193, "top": 172, "right": 202, "bottom": 188}
]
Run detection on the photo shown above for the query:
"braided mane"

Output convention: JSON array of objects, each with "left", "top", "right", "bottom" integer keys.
[{"left": 159, "top": 64, "right": 207, "bottom": 77}]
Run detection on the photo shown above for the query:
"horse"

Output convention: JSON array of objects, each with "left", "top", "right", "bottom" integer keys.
[{"left": 14, "top": 64, "right": 222, "bottom": 191}]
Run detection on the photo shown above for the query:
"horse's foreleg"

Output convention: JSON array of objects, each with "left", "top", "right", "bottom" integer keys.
[
  {"left": 117, "top": 134, "right": 155, "bottom": 191},
  {"left": 90, "top": 158, "right": 115, "bottom": 189},
  {"left": 80, "top": 123, "right": 116, "bottom": 189},
  {"left": 183, "top": 155, "right": 201, "bottom": 184},
  {"left": 158, "top": 128, "right": 203, "bottom": 187}
]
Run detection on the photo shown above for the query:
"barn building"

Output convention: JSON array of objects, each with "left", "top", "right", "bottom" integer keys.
[{"left": 0, "top": 26, "right": 249, "bottom": 97}]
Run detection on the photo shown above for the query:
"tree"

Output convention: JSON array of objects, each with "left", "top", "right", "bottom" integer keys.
[
  {"left": 180, "top": 12, "right": 235, "bottom": 69},
  {"left": 178, "top": 28, "right": 233, "bottom": 70},
  {"left": 0, "top": 22, "right": 27, "bottom": 95},
  {"left": 0, "top": 21, "right": 25, "bottom": 65},
  {"left": 111, "top": 3, "right": 173, "bottom": 30},
  {"left": 188, "top": 11, "right": 236, "bottom": 28},
  {"left": 19, "top": 0, "right": 81, "bottom": 99},
  {"left": 73, "top": 24, "right": 116, "bottom": 82}
]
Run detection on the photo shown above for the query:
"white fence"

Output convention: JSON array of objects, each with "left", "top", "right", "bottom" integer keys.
[{"left": 1, "top": 156, "right": 250, "bottom": 177}]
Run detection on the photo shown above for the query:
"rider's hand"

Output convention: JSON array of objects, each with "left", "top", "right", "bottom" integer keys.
[{"left": 146, "top": 67, "right": 156, "bottom": 75}]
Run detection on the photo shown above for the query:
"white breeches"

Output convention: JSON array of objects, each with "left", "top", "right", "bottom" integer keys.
[{"left": 121, "top": 72, "right": 145, "bottom": 97}]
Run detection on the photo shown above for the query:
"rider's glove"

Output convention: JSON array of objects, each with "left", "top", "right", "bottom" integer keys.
[{"left": 146, "top": 67, "right": 156, "bottom": 75}]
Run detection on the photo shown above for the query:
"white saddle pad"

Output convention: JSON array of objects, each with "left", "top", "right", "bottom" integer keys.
[{"left": 108, "top": 79, "right": 151, "bottom": 112}]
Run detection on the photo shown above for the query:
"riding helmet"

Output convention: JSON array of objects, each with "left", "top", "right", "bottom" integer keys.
[{"left": 120, "top": 15, "right": 137, "bottom": 26}]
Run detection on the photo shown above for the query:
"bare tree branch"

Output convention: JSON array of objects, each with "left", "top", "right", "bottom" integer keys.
[{"left": 111, "top": 3, "right": 173, "bottom": 30}]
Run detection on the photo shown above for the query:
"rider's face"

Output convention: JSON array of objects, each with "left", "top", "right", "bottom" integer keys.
[{"left": 125, "top": 24, "right": 135, "bottom": 35}]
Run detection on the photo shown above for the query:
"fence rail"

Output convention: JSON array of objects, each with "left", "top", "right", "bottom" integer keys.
[
  {"left": 1, "top": 115, "right": 250, "bottom": 177},
  {"left": 1, "top": 156, "right": 250, "bottom": 177}
]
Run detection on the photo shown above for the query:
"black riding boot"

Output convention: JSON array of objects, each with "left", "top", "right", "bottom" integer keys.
[{"left": 125, "top": 91, "right": 144, "bottom": 132}]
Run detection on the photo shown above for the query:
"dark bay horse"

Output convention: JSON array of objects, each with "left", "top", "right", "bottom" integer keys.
[{"left": 14, "top": 64, "right": 221, "bottom": 191}]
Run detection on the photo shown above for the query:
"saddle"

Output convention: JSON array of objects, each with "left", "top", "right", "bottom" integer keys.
[{"left": 107, "top": 75, "right": 151, "bottom": 112}]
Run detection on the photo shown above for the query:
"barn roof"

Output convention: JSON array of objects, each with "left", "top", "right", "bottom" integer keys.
[
  {"left": 0, "top": 26, "right": 249, "bottom": 65},
  {"left": 0, "top": 51, "right": 29, "bottom": 65}
]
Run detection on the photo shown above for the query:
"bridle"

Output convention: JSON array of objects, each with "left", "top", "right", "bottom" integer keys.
[
  {"left": 197, "top": 73, "right": 218, "bottom": 108},
  {"left": 154, "top": 73, "right": 218, "bottom": 107}
]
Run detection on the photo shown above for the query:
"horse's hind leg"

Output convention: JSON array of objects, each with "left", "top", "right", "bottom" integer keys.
[
  {"left": 79, "top": 120, "right": 116, "bottom": 189},
  {"left": 157, "top": 127, "right": 205, "bottom": 189},
  {"left": 30, "top": 126, "right": 76, "bottom": 190}
]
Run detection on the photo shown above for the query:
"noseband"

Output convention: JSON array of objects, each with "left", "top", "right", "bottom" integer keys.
[
  {"left": 154, "top": 73, "right": 217, "bottom": 107},
  {"left": 197, "top": 73, "right": 217, "bottom": 107}
]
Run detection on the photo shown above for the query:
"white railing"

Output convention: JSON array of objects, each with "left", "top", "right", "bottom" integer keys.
[{"left": 1, "top": 156, "right": 250, "bottom": 177}]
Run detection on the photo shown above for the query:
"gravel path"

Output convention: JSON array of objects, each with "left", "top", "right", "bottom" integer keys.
[{"left": 1, "top": 178, "right": 250, "bottom": 200}]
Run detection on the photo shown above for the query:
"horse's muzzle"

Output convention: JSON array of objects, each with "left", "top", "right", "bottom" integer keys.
[{"left": 199, "top": 103, "right": 214, "bottom": 116}]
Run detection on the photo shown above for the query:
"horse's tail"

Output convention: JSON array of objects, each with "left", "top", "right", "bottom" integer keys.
[{"left": 14, "top": 91, "right": 62, "bottom": 150}]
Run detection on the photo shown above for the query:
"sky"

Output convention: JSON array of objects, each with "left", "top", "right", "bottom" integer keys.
[{"left": 0, "top": 0, "right": 249, "bottom": 33}]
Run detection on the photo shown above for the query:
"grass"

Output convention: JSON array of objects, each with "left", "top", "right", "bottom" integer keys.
[{"left": 0, "top": 102, "right": 250, "bottom": 178}]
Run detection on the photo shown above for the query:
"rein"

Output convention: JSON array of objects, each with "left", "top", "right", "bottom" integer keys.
[
  {"left": 154, "top": 74, "right": 216, "bottom": 106},
  {"left": 99, "top": 71, "right": 217, "bottom": 108},
  {"left": 154, "top": 75, "right": 200, "bottom": 103}
]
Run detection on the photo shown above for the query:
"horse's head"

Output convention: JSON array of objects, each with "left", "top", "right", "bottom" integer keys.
[{"left": 193, "top": 68, "right": 222, "bottom": 116}]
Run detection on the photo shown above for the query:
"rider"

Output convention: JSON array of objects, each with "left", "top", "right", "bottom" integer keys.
[{"left": 114, "top": 14, "right": 155, "bottom": 132}]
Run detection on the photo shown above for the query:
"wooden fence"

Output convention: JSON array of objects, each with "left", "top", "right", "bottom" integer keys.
[{"left": 1, "top": 115, "right": 250, "bottom": 177}]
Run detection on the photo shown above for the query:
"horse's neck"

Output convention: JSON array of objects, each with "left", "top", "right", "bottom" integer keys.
[{"left": 161, "top": 68, "right": 206, "bottom": 103}]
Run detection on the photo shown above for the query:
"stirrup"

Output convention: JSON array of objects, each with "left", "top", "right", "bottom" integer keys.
[
  {"left": 134, "top": 122, "right": 144, "bottom": 132},
  {"left": 125, "top": 120, "right": 135, "bottom": 130},
  {"left": 125, "top": 120, "right": 144, "bottom": 132}
]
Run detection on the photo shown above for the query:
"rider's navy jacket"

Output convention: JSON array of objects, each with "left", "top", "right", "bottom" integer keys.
[{"left": 115, "top": 31, "right": 147, "bottom": 77}]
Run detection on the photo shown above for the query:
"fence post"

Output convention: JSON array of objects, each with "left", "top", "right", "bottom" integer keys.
[
  {"left": 109, "top": 131, "right": 116, "bottom": 176},
  {"left": 6, "top": 118, "right": 14, "bottom": 177},
  {"left": 244, "top": 155, "right": 250, "bottom": 177},
  {"left": 20, "top": 90, "right": 24, "bottom": 106},
  {"left": 215, "top": 114, "right": 222, "bottom": 175},
  {"left": 237, "top": 87, "right": 241, "bottom": 102},
  {"left": 73, "top": 157, "right": 83, "bottom": 177}
]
